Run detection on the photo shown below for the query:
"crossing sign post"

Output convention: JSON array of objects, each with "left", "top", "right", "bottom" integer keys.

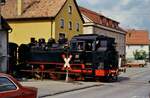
[{"left": 62, "top": 54, "right": 72, "bottom": 82}]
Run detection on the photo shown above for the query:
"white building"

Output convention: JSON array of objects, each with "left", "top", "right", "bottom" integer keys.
[
  {"left": 0, "top": 16, "right": 12, "bottom": 72},
  {"left": 79, "top": 7, "right": 126, "bottom": 56},
  {"left": 126, "top": 29, "right": 149, "bottom": 60}
]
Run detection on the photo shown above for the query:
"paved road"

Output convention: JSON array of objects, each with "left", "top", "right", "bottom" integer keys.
[{"left": 45, "top": 65, "right": 150, "bottom": 98}]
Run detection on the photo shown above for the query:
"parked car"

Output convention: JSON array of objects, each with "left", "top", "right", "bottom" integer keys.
[
  {"left": 126, "top": 60, "right": 146, "bottom": 67},
  {"left": 0, "top": 73, "right": 37, "bottom": 98}
]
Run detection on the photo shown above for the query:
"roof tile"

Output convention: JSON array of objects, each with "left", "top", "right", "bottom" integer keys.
[
  {"left": 2, "top": 0, "right": 67, "bottom": 19},
  {"left": 126, "top": 29, "right": 149, "bottom": 45},
  {"left": 79, "top": 7, "right": 125, "bottom": 32}
]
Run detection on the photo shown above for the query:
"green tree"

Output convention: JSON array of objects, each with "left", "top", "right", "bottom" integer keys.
[{"left": 133, "top": 50, "right": 147, "bottom": 60}]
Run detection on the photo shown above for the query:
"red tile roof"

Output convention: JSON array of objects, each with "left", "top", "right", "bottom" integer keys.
[
  {"left": 126, "top": 29, "right": 149, "bottom": 45},
  {"left": 79, "top": 7, "right": 104, "bottom": 24},
  {"left": 1, "top": 0, "right": 66, "bottom": 19},
  {"left": 2, "top": 0, "right": 84, "bottom": 22},
  {"left": 79, "top": 7, "right": 125, "bottom": 32}
]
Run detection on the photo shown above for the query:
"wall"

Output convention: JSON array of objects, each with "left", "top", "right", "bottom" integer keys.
[
  {"left": 83, "top": 23, "right": 126, "bottom": 56},
  {"left": 8, "top": 0, "right": 83, "bottom": 44},
  {"left": 8, "top": 19, "right": 52, "bottom": 45},
  {"left": 94, "top": 26, "right": 125, "bottom": 56},
  {"left": 55, "top": 0, "right": 83, "bottom": 41},
  {"left": 83, "top": 26, "right": 94, "bottom": 34}
]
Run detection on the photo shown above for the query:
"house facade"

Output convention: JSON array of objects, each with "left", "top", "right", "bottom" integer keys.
[
  {"left": 126, "top": 29, "right": 149, "bottom": 60},
  {"left": 2, "top": 0, "right": 83, "bottom": 45},
  {"left": 0, "top": 16, "right": 12, "bottom": 72},
  {"left": 79, "top": 7, "right": 126, "bottom": 56}
]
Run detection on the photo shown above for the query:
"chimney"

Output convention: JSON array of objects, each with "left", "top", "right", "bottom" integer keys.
[{"left": 17, "top": 0, "right": 22, "bottom": 15}]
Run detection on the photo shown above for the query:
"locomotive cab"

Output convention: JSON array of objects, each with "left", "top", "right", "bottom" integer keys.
[{"left": 70, "top": 34, "right": 119, "bottom": 81}]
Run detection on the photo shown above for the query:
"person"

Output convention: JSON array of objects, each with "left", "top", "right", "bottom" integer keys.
[{"left": 78, "top": 44, "right": 82, "bottom": 50}]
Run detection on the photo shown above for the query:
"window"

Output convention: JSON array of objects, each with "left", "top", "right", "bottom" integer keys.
[
  {"left": 106, "top": 19, "right": 109, "bottom": 26},
  {"left": 71, "top": 43, "right": 77, "bottom": 50},
  {"left": 101, "top": 40, "right": 107, "bottom": 47},
  {"left": 76, "top": 23, "right": 79, "bottom": 31},
  {"left": 112, "top": 23, "right": 115, "bottom": 28},
  {"left": 77, "top": 42, "right": 84, "bottom": 50},
  {"left": 60, "top": 19, "right": 64, "bottom": 28},
  {"left": 102, "top": 18, "right": 107, "bottom": 26},
  {"left": 68, "top": 6, "right": 72, "bottom": 14},
  {"left": 128, "top": 45, "right": 130, "bottom": 49},
  {"left": 114, "top": 23, "right": 118, "bottom": 28},
  {"left": 0, "top": 77, "right": 17, "bottom": 92},
  {"left": 85, "top": 42, "right": 93, "bottom": 51},
  {"left": 59, "top": 33, "right": 65, "bottom": 39},
  {"left": 109, "top": 20, "right": 113, "bottom": 27},
  {"left": 96, "top": 40, "right": 107, "bottom": 51},
  {"left": 69, "top": 21, "right": 72, "bottom": 30},
  {"left": 141, "top": 45, "right": 144, "bottom": 48},
  {"left": 129, "top": 33, "right": 131, "bottom": 37},
  {"left": 99, "top": 17, "right": 102, "bottom": 24}
]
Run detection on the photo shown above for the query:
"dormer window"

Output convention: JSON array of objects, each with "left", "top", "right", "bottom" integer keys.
[
  {"left": 68, "top": 6, "right": 72, "bottom": 14},
  {"left": 102, "top": 17, "right": 106, "bottom": 25},
  {"left": 114, "top": 23, "right": 118, "bottom": 28},
  {"left": 60, "top": 19, "right": 64, "bottom": 28},
  {"left": 112, "top": 22, "right": 115, "bottom": 28},
  {"left": 106, "top": 20, "right": 109, "bottom": 26},
  {"left": 129, "top": 33, "right": 131, "bottom": 37},
  {"left": 109, "top": 20, "right": 113, "bottom": 27},
  {"left": 99, "top": 17, "right": 102, "bottom": 24}
]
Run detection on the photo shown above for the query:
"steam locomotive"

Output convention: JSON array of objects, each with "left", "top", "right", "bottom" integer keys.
[{"left": 9, "top": 34, "right": 120, "bottom": 81}]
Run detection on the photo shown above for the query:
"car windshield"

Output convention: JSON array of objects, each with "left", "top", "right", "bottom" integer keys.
[{"left": 0, "top": 77, "right": 17, "bottom": 92}]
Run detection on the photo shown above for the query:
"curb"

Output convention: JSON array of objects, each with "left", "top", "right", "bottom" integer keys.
[{"left": 39, "top": 84, "right": 103, "bottom": 98}]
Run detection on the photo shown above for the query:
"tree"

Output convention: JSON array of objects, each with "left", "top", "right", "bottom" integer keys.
[{"left": 133, "top": 50, "right": 147, "bottom": 60}]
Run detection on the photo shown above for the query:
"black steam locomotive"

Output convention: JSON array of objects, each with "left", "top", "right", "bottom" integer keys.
[{"left": 9, "top": 34, "right": 119, "bottom": 81}]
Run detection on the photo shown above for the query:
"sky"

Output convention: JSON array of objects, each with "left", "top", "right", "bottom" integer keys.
[{"left": 77, "top": 0, "right": 150, "bottom": 35}]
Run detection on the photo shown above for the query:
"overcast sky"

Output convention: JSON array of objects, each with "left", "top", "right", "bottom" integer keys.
[{"left": 77, "top": 0, "right": 150, "bottom": 35}]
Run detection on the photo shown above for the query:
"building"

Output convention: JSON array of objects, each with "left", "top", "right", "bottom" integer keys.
[
  {"left": 1, "top": 0, "right": 84, "bottom": 45},
  {"left": 79, "top": 7, "right": 126, "bottom": 56},
  {"left": 0, "top": 16, "right": 12, "bottom": 72},
  {"left": 126, "top": 29, "right": 149, "bottom": 60}
]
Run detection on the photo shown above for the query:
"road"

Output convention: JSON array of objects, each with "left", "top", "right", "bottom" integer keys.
[{"left": 45, "top": 65, "right": 150, "bottom": 98}]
